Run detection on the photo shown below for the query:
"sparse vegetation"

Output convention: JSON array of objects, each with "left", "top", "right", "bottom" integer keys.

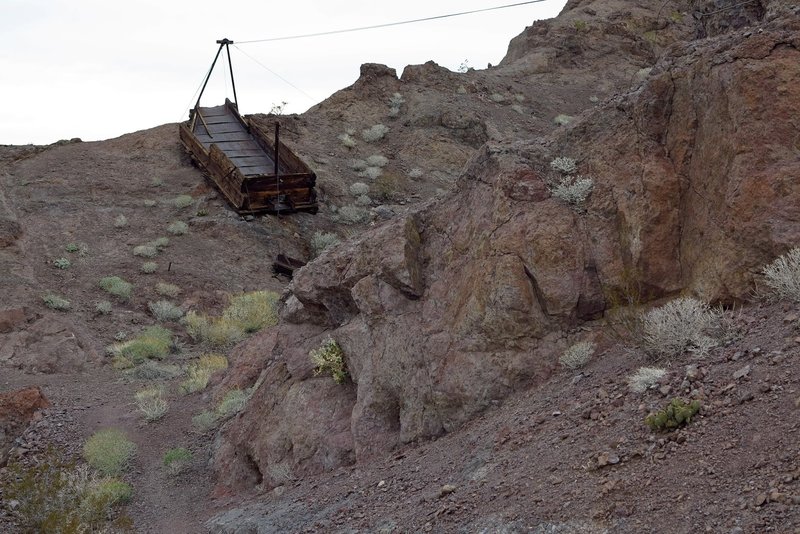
[
  {"left": 143, "top": 199, "right": 157, "bottom": 207},
  {"left": 107, "top": 325, "right": 172, "bottom": 365},
  {"left": 336, "top": 205, "right": 370, "bottom": 224},
  {"left": 388, "top": 92, "right": 405, "bottom": 117},
  {"left": 490, "top": 93, "right": 506, "bottom": 103},
  {"left": 155, "top": 281, "right": 181, "bottom": 298},
  {"left": 217, "top": 388, "right": 250, "bottom": 417},
  {"left": 180, "top": 353, "right": 229, "bottom": 394},
  {"left": 554, "top": 114, "right": 574, "bottom": 126},
  {"left": 640, "top": 297, "right": 719, "bottom": 359},
  {"left": 133, "top": 244, "right": 158, "bottom": 258},
  {"left": 163, "top": 448, "right": 192, "bottom": 475},
  {"left": 95, "top": 300, "right": 112, "bottom": 314},
  {"left": 359, "top": 166, "right": 383, "bottom": 180},
  {"left": 350, "top": 182, "right": 370, "bottom": 196},
  {"left": 99, "top": 275, "right": 133, "bottom": 301},
  {"left": 53, "top": 257, "right": 71, "bottom": 269},
  {"left": 311, "top": 231, "right": 341, "bottom": 257},
  {"left": 151, "top": 236, "right": 169, "bottom": 249},
  {"left": 645, "top": 398, "right": 701, "bottom": 431},
  {"left": 140, "top": 261, "right": 157, "bottom": 274},
  {"left": 408, "top": 168, "right": 424, "bottom": 179},
  {"left": 355, "top": 194, "right": 372, "bottom": 206},
  {"left": 559, "top": 341, "right": 595, "bottom": 369},
  {"left": 128, "top": 360, "right": 181, "bottom": 380},
  {"left": 223, "top": 291, "right": 280, "bottom": 333},
  {"left": 362, "top": 124, "right": 389, "bottom": 142},
  {"left": 574, "top": 19, "right": 588, "bottom": 32},
  {"left": 310, "top": 337, "right": 348, "bottom": 384},
  {"left": 192, "top": 411, "right": 219, "bottom": 432},
  {"left": 338, "top": 133, "right": 357, "bottom": 148},
  {"left": 83, "top": 429, "right": 137, "bottom": 476},
  {"left": 762, "top": 247, "right": 800, "bottom": 302},
  {"left": 174, "top": 195, "right": 194, "bottom": 209},
  {"left": 148, "top": 300, "right": 184, "bottom": 322},
  {"left": 627, "top": 367, "right": 667, "bottom": 393},
  {"left": 65, "top": 243, "right": 80, "bottom": 253},
  {"left": 550, "top": 156, "right": 577, "bottom": 175},
  {"left": 366, "top": 154, "right": 388, "bottom": 167},
  {"left": 550, "top": 176, "right": 594, "bottom": 208},
  {"left": 113, "top": 215, "right": 128, "bottom": 228},
  {"left": 42, "top": 293, "right": 71, "bottom": 311},
  {"left": 167, "top": 220, "right": 189, "bottom": 235},
  {"left": 135, "top": 387, "right": 168, "bottom": 422}
]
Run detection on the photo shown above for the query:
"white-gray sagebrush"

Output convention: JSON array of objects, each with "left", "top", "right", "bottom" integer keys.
[
  {"left": 559, "top": 341, "right": 596, "bottom": 369},
  {"left": 640, "top": 297, "right": 719, "bottom": 359},
  {"left": 762, "top": 247, "right": 800, "bottom": 302}
]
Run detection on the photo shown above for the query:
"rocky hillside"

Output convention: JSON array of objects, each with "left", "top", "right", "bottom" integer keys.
[{"left": 1, "top": 0, "right": 800, "bottom": 532}]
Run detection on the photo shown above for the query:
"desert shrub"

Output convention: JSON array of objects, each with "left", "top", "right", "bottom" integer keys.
[
  {"left": 155, "top": 281, "right": 181, "bottom": 298},
  {"left": 550, "top": 156, "right": 577, "bottom": 175},
  {"left": 163, "top": 448, "right": 192, "bottom": 475},
  {"left": 3, "top": 452, "right": 131, "bottom": 532},
  {"left": 408, "top": 168, "right": 424, "bottom": 179},
  {"left": 83, "top": 429, "right": 137, "bottom": 476},
  {"left": 151, "top": 236, "right": 170, "bottom": 249},
  {"left": 114, "top": 331, "right": 128, "bottom": 341},
  {"left": 640, "top": 297, "right": 719, "bottom": 359},
  {"left": 554, "top": 114, "right": 574, "bottom": 126},
  {"left": 143, "top": 199, "right": 157, "bottom": 207},
  {"left": 223, "top": 291, "right": 279, "bottom": 333},
  {"left": 762, "top": 247, "right": 800, "bottom": 302},
  {"left": 133, "top": 244, "right": 158, "bottom": 258},
  {"left": 179, "top": 366, "right": 212, "bottom": 394},
  {"left": 183, "top": 311, "right": 211, "bottom": 342},
  {"left": 42, "top": 293, "right": 71, "bottom": 311},
  {"left": 388, "top": 92, "right": 405, "bottom": 117},
  {"left": 95, "top": 300, "right": 112, "bottom": 314},
  {"left": 151, "top": 177, "right": 164, "bottom": 187},
  {"left": 311, "top": 231, "right": 341, "bottom": 257},
  {"left": 174, "top": 195, "right": 193, "bottom": 209},
  {"left": 167, "top": 221, "right": 189, "bottom": 235},
  {"left": 628, "top": 367, "right": 667, "bottom": 393},
  {"left": 550, "top": 176, "right": 594, "bottom": 208},
  {"left": 366, "top": 154, "right": 388, "bottom": 168},
  {"left": 217, "top": 389, "right": 250, "bottom": 417},
  {"left": 338, "top": 133, "right": 356, "bottom": 148},
  {"left": 108, "top": 325, "right": 172, "bottom": 364},
  {"left": 113, "top": 215, "right": 128, "bottom": 228},
  {"left": 148, "top": 300, "right": 184, "bottom": 322},
  {"left": 559, "top": 341, "right": 595, "bottom": 370},
  {"left": 198, "top": 353, "right": 229, "bottom": 371},
  {"left": 65, "top": 243, "right": 80, "bottom": 253},
  {"left": 337, "top": 205, "right": 369, "bottom": 224},
  {"left": 350, "top": 159, "right": 368, "bottom": 171},
  {"left": 511, "top": 104, "right": 525, "bottom": 115},
  {"left": 128, "top": 360, "right": 181, "bottom": 380},
  {"left": 358, "top": 166, "right": 383, "bottom": 180},
  {"left": 135, "top": 387, "right": 168, "bottom": 422},
  {"left": 372, "top": 172, "right": 406, "bottom": 201},
  {"left": 310, "top": 338, "right": 348, "bottom": 384},
  {"left": 99, "top": 275, "right": 132, "bottom": 301},
  {"left": 645, "top": 398, "right": 701, "bottom": 431},
  {"left": 192, "top": 411, "right": 218, "bottom": 431},
  {"left": 490, "top": 93, "right": 505, "bottom": 103},
  {"left": 140, "top": 261, "right": 157, "bottom": 274},
  {"left": 362, "top": 124, "right": 389, "bottom": 142},
  {"left": 355, "top": 194, "right": 372, "bottom": 206},
  {"left": 53, "top": 257, "right": 71, "bottom": 269},
  {"left": 349, "top": 182, "right": 370, "bottom": 196}
]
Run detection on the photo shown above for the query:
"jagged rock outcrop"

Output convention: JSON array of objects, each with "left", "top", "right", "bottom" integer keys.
[{"left": 213, "top": 1, "right": 800, "bottom": 492}]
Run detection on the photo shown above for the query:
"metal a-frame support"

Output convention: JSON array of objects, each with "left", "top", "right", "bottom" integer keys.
[{"left": 189, "top": 38, "right": 239, "bottom": 136}]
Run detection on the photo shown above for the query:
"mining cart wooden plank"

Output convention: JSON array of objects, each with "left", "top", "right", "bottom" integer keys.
[{"left": 194, "top": 132, "right": 253, "bottom": 144}]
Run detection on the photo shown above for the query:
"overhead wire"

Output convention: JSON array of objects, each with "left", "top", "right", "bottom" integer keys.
[
  {"left": 232, "top": 44, "right": 318, "bottom": 102},
  {"left": 236, "top": 0, "right": 551, "bottom": 44}
]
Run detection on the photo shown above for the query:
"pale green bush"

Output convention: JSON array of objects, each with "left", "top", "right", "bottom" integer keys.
[
  {"left": 349, "top": 182, "right": 370, "bottom": 196},
  {"left": 155, "top": 281, "right": 181, "bottom": 298},
  {"left": 148, "top": 300, "right": 184, "bottom": 322},
  {"left": 43, "top": 293, "right": 71, "bottom": 311},
  {"left": 217, "top": 389, "right": 250, "bottom": 417},
  {"left": 366, "top": 154, "right": 388, "bottom": 168},
  {"left": 113, "top": 215, "right": 128, "bottom": 228},
  {"left": 140, "top": 261, "right": 157, "bottom": 274},
  {"left": 550, "top": 176, "right": 594, "bottom": 207},
  {"left": 174, "top": 195, "right": 193, "bottom": 209},
  {"left": 135, "top": 387, "right": 168, "bottom": 422},
  {"left": 337, "top": 205, "right": 369, "bottom": 224},
  {"left": 762, "top": 247, "right": 800, "bottom": 302},
  {"left": 133, "top": 244, "right": 158, "bottom": 258},
  {"left": 167, "top": 221, "right": 189, "bottom": 235},
  {"left": 627, "top": 367, "right": 667, "bottom": 393},
  {"left": 388, "top": 92, "right": 405, "bottom": 117},
  {"left": 338, "top": 133, "right": 356, "bottom": 148},
  {"left": 359, "top": 166, "right": 383, "bottom": 180},
  {"left": 53, "top": 257, "right": 71, "bottom": 270},
  {"left": 163, "top": 448, "right": 192, "bottom": 475},
  {"left": 310, "top": 231, "right": 340, "bottom": 257},
  {"left": 99, "top": 276, "right": 132, "bottom": 301},
  {"left": 550, "top": 156, "right": 577, "bottom": 175},
  {"left": 640, "top": 297, "right": 719, "bottom": 359},
  {"left": 310, "top": 338, "right": 348, "bottom": 384},
  {"left": 83, "top": 429, "right": 136, "bottom": 476},
  {"left": 559, "top": 341, "right": 595, "bottom": 369},
  {"left": 95, "top": 300, "right": 112, "bottom": 314},
  {"left": 362, "top": 124, "right": 389, "bottom": 142}
]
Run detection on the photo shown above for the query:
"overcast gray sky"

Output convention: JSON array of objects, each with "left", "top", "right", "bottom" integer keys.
[{"left": 0, "top": 0, "right": 566, "bottom": 145}]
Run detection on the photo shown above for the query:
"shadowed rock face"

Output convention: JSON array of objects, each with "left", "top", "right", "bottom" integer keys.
[
  {"left": 0, "top": 387, "right": 49, "bottom": 466},
  {"left": 213, "top": 1, "right": 800, "bottom": 492}
]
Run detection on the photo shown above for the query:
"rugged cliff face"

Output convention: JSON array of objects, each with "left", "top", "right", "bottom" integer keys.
[{"left": 213, "top": 0, "right": 800, "bottom": 492}]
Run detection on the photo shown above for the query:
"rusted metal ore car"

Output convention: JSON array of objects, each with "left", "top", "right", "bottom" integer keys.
[{"left": 179, "top": 100, "right": 317, "bottom": 214}]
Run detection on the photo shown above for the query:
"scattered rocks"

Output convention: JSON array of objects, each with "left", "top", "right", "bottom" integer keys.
[{"left": 733, "top": 365, "right": 752, "bottom": 380}]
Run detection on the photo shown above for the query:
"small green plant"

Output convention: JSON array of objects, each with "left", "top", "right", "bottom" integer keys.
[
  {"left": 628, "top": 367, "right": 667, "bottom": 393},
  {"left": 163, "top": 447, "right": 192, "bottom": 475},
  {"left": 550, "top": 156, "right": 577, "bottom": 175},
  {"left": 490, "top": 93, "right": 506, "bottom": 103},
  {"left": 140, "top": 261, "right": 157, "bottom": 274},
  {"left": 135, "top": 387, "right": 168, "bottom": 422},
  {"left": 559, "top": 341, "right": 595, "bottom": 370},
  {"left": 338, "top": 133, "right": 357, "bottom": 149},
  {"left": 128, "top": 360, "right": 181, "bottom": 380},
  {"left": 550, "top": 176, "right": 594, "bottom": 208},
  {"left": 574, "top": 19, "right": 588, "bottom": 32},
  {"left": 143, "top": 199, "right": 157, "bottom": 207},
  {"left": 553, "top": 114, "right": 574, "bottom": 126},
  {"left": 355, "top": 194, "right": 372, "bottom": 206},
  {"left": 53, "top": 257, "right": 71, "bottom": 269},
  {"left": 196, "top": 207, "right": 208, "bottom": 216},
  {"left": 151, "top": 236, "right": 170, "bottom": 249},
  {"left": 148, "top": 300, "right": 184, "bottom": 322},
  {"left": 640, "top": 297, "right": 719, "bottom": 359},
  {"left": 311, "top": 231, "right": 341, "bottom": 257},
  {"left": 42, "top": 293, "right": 71, "bottom": 311},
  {"left": 223, "top": 291, "right": 279, "bottom": 333},
  {"left": 336, "top": 205, "right": 370, "bottom": 224},
  {"left": 85, "top": 477, "right": 132, "bottom": 507},
  {"left": 192, "top": 411, "right": 218, "bottom": 431},
  {"left": 310, "top": 337, "right": 348, "bottom": 384},
  {"left": 155, "top": 282, "right": 181, "bottom": 298},
  {"left": 362, "top": 124, "right": 389, "bottom": 143},
  {"left": 179, "top": 354, "right": 227, "bottom": 394},
  {"left": 762, "top": 247, "right": 800, "bottom": 302},
  {"left": 65, "top": 243, "right": 80, "bottom": 253},
  {"left": 107, "top": 325, "right": 173, "bottom": 365},
  {"left": 113, "top": 215, "right": 128, "bottom": 228},
  {"left": 167, "top": 221, "right": 189, "bottom": 235},
  {"left": 83, "top": 429, "right": 137, "bottom": 476},
  {"left": 388, "top": 92, "right": 405, "bottom": 117},
  {"left": 133, "top": 244, "right": 158, "bottom": 258},
  {"left": 114, "top": 331, "right": 128, "bottom": 341},
  {"left": 645, "top": 398, "right": 701, "bottom": 431},
  {"left": 95, "top": 300, "right": 112, "bottom": 314},
  {"left": 174, "top": 195, "right": 193, "bottom": 209},
  {"left": 350, "top": 182, "right": 370, "bottom": 196},
  {"left": 217, "top": 389, "right": 250, "bottom": 417},
  {"left": 409, "top": 168, "right": 424, "bottom": 179},
  {"left": 366, "top": 154, "right": 388, "bottom": 168},
  {"left": 151, "top": 177, "right": 164, "bottom": 187},
  {"left": 99, "top": 276, "right": 133, "bottom": 301},
  {"left": 359, "top": 166, "right": 383, "bottom": 180}
]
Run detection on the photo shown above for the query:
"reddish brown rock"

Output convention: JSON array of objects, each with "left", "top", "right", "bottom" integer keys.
[{"left": 0, "top": 386, "right": 49, "bottom": 466}]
